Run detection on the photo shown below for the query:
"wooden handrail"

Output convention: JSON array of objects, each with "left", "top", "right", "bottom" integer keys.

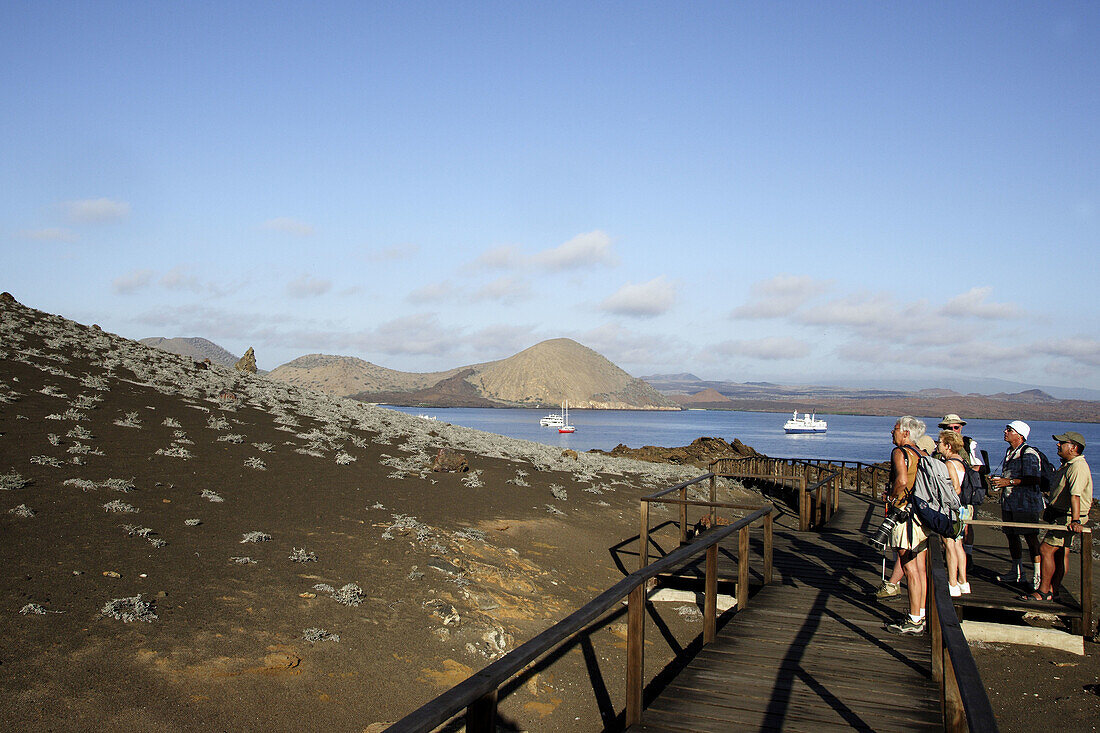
[
  {"left": 709, "top": 457, "right": 844, "bottom": 530},
  {"left": 927, "top": 538, "right": 999, "bottom": 732},
  {"left": 385, "top": 504, "right": 775, "bottom": 733}
]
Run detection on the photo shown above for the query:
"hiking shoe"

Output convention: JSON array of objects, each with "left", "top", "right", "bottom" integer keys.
[
  {"left": 886, "top": 617, "right": 926, "bottom": 635},
  {"left": 874, "top": 581, "right": 901, "bottom": 598},
  {"left": 996, "top": 570, "right": 1022, "bottom": 584}
]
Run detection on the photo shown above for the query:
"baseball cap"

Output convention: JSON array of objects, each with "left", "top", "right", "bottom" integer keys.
[
  {"left": 1053, "top": 431, "right": 1086, "bottom": 449},
  {"left": 1006, "top": 420, "right": 1031, "bottom": 439}
]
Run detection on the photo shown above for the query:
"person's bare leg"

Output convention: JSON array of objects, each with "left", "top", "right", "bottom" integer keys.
[
  {"left": 1037, "top": 542, "right": 1057, "bottom": 595},
  {"left": 955, "top": 539, "right": 968, "bottom": 585},
  {"left": 902, "top": 550, "right": 928, "bottom": 618},
  {"left": 944, "top": 538, "right": 959, "bottom": 586},
  {"left": 1050, "top": 546, "right": 1068, "bottom": 594},
  {"left": 889, "top": 553, "right": 904, "bottom": 584}
]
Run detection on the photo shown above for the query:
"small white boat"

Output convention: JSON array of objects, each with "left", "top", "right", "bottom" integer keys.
[
  {"left": 539, "top": 411, "right": 565, "bottom": 427},
  {"left": 415, "top": 414, "right": 438, "bottom": 421},
  {"left": 783, "top": 410, "right": 827, "bottom": 434},
  {"left": 558, "top": 401, "right": 575, "bottom": 434}
]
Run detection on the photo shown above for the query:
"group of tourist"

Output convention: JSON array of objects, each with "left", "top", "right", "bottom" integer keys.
[{"left": 876, "top": 413, "right": 1093, "bottom": 635}]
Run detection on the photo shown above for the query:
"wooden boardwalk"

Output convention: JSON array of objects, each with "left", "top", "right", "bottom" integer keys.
[{"left": 634, "top": 490, "right": 943, "bottom": 732}]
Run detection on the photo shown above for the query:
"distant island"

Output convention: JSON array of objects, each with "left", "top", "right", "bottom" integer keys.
[
  {"left": 645, "top": 374, "right": 1100, "bottom": 424},
  {"left": 138, "top": 337, "right": 1100, "bottom": 423}
]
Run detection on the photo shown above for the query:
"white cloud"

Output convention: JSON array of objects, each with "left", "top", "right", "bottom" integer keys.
[
  {"left": 714, "top": 337, "right": 811, "bottom": 360},
  {"left": 473, "top": 276, "right": 529, "bottom": 303},
  {"left": 286, "top": 275, "right": 331, "bottom": 298},
  {"left": 112, "top": 269, "right": 155, "bottom": 294},
  {"left": 600, "top": 276, "right": 676, "bottom": 317},
  {"left": 474, "top": 245, "right": 523, "bottom": 269},
  {"left": 1034, "top": 338, "right": 1100, "bottom": 367},
  {"left": 64, "top": 198, "right": 130, "bottom": 223},
  {"left": 532, "top": 230, "right": 616, "bottom": 271},
  {"left": 160, "top": 266, "right": 201, "bottom": 292},
  {"left": 467, "top": 324, "right": 538, "bottom": 357},
  {"left": 578, "top": 322, "right": 692, "bottom": 370},
  {"left": 407, "top": 282, "right": 455, "bottom": 303},
  {"left": 368, "top": 243, "right": 420, "bottom": 261},
  {"left": 261, "top": 217, "right": 314, "bottom": 236},
  {"left": 731, "top": 274, "right": 830, "bottom": 319},
  {"left": 939, "top": 287, "right": 1021, "bottom": 320},
  {"left": 16, "top": 228, "right": 77, "bottom": 242},
  {"left": 363, "top": 313, "right": 464, "bottom": 356}
]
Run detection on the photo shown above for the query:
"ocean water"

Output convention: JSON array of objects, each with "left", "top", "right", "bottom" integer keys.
[{"left": 383, "top": 406, "right": 1100, "bottom": 484}]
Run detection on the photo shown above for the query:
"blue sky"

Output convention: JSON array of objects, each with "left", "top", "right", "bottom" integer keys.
[{"left": 3, "top": 2, "right": 1099, "bottom": 394}]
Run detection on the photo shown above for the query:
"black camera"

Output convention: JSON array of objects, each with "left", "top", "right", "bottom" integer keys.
[{"left": 868, "top": 503, "right": 909, "bottom": 554}]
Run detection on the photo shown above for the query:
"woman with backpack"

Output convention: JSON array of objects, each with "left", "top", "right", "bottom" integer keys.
[{"left": 937, "top": 430, "right": 973, "bottom": 596}]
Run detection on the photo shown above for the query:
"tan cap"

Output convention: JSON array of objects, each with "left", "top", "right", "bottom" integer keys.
[
  {"left": 1053, "top": 431, "right": 1086, "bottom": 449},
  {"left": 938, "top": 414, "right": 966, "bottom": 428}
]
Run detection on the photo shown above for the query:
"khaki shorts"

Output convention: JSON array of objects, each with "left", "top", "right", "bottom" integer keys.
[
  {"left": 891, "top": 517, "right": 927, "bottom": 552},
  {"left": 1044, "top": 519, "right": 1085, "bottom": 548}
]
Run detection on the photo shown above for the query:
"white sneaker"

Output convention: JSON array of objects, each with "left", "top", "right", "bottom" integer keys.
[
  {"left": 959, "top": 582, "right": 971, "bottom": 595},
  {"left": 949, "top": 584, "right": 962, "bottom": 597}
]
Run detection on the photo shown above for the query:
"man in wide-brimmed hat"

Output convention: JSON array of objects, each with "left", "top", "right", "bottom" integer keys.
[
  {"left": 937, "top": 414, "right": 984, "bottom": 471},
  {"left": 1021, "top": 432, "right": 1093, "bottom": 602}
]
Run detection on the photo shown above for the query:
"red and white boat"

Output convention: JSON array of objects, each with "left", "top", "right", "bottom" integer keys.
[{"left": 558, "top": 401, "right": 576, "bottom": 433}]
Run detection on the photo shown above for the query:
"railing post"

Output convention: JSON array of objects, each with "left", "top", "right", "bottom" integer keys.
[
  {"left": 738, "top": 526, "right": 750, "bottom": 610},
  {"left": 704, "top": 543, "right": 717, "bottom": 643},
  {"left": 799, "top": 473, "right": 809, "bottom": 531},
  {"left": 930, "top": 556, "right": 944, "bottom": 685},
  {"left": 466, "top": 690, "right": 498, "bottom": 733},
  {"left": 639, "top": 500, "right": 650, "bottom": 571},
  {"left": 626, "top": 584, "right": 646, "bottom": 726},
  {"left": 1082, "top": 528, "right": 1093, "bottom": 637},
  {"left": 764, "top": 513, "right": 773, "bottom": 585},
  {"left": 709, "top": 473, "right": 717, "bottom": 527},
  {"left": 679, "top": 485, "right": 688, "bottom": 545},
  {"left": 857, "top": 463, "right": 863, "bottom": 495},
  {"left": 944, "top": 652, "right": 965, "bottom": 732}
]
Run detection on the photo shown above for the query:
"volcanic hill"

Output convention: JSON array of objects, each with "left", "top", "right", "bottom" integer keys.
[
  {"left": 268, "top": 337, "right": 678, "bottom": 410},
  {"left": 139, "top": 336, "right": 241, "bottom": 368}
]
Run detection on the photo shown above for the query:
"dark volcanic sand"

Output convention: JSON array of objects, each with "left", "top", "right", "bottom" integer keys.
[{"left": 3, "top": 295, "right": 1098, "bottom": 731}]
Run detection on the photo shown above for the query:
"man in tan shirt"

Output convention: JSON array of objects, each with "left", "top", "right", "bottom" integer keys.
[{"left": 1022, "top": 431, "right": 1093, "bottom": 602}]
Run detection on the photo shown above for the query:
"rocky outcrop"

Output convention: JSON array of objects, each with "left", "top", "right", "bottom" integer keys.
[
  {"left": 589, "top": 437, "right": 762, "bottom": 470},
  {"left": 235, "top": 347, "right": 257, "bottom": 373},
  {"left": 430, "top": 448, "right": 469, "bottom": 473}
]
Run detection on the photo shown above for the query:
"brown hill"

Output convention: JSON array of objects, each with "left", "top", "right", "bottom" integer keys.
[
  {"left": 268, "top": 338, "right": 678, "bottom": 410},
  {"left": 266, "top": 353, "right": 460, "bottom": 396},
  {"left": 674, "top": 388, "right": 733, "bottom": 405}
]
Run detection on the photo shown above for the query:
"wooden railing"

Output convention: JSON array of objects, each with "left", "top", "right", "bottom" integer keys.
[
  {"left": 638, "top": 474, "right": 774, "bottom": 611},
  {"left": 384, "top": 504, "right": 776, "bottom": 733},
  {"left": 710, "top": 456, "right": 857, "bottom": 530},
  {"left": 927, "top": 538, "right": 1000, "bottom": 732}
]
